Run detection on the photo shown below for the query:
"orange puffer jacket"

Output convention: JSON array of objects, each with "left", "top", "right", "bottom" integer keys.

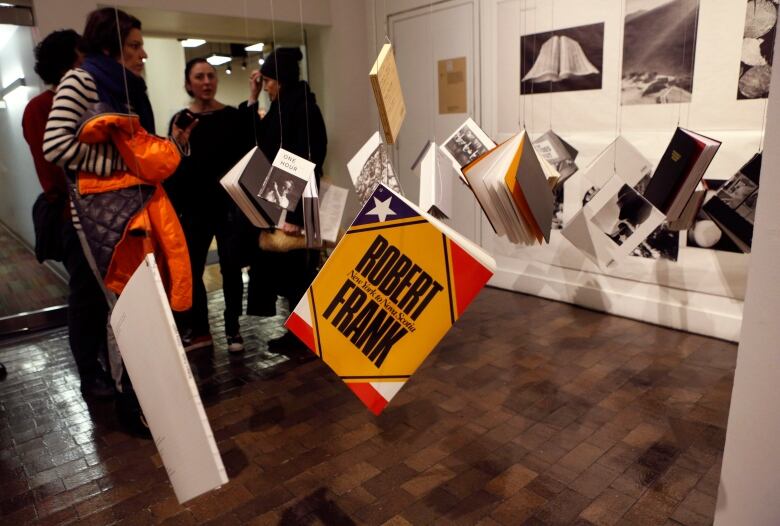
[{"left": 76, "top": 114, "right": 192, "bottom": 311}]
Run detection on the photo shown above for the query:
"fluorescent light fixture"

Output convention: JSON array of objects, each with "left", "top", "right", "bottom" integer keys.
[
  {"left": 0, "top": 3, "right": 16, "bottom": 7},
  {"left": 244, "top": 42, "right": 264, "bottom": 52},
  {"left": 0, "top": 76, "right": 26, "bottom": 98},
  {"left": 180, "top": 38, "right": 205, "bottom": 48},
  {"left": 206, "top": 54, "right": 231, "bottom": 66}
]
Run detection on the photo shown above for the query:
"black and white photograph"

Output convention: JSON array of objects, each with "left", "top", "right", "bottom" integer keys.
[
  {"left": 738, "top": 0, "right": 777, "bottom": 99},
  {"left": 443, "top": 125, "right": 491, "bottom": 167},
  {"left": 717, "top": 173, "right": 758, "bottom": 209},
  {"left": 552, "top": 185, "right": 565, "bottom": 230},
  {"left": 260, "top": 167, "right": 308, "bottom": 212},
  {"left": 355, "top": 143, "right": 401, "bottom": 204},
  {"left": 622, "top": 0, "right": 700, "bottom": 105},
  {"left": 533, "top": 130, "right": 579, "bottom": 181},
  {"left": 686, "top": 180, "right": 743, "bottom": 253},
  {"left": 591, "top": 184, "right": 655, "bottom": 246},
  {"left": 520, "top": 23, "right": 604, "bottom": 95},
  {"left": 631, "top": 174, "right": 680, "bottom": 261}
]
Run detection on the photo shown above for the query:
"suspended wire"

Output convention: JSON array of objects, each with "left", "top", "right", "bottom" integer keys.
[
  {"left": 242, "top": 0, "right": 259, "bottom": 147},
  {"left": 685, "top": 0, "right": 700, "bottom": 127},
  {"left": 677, "top": 0, "right": 687, "bottom": 127},
  {"left": 520, "top": 0, "right": 526, "bottom": 129},
  {"left": 548, "top": 0, "right": 553, "bottom": 132},
  {"left": 298, "top": 0, "right": 312, "bottom": 161},
  {"left": 269, "top": 0, "right": 284, "bottom": 147},
  {"left": 613, "top": 0, "right": 625, "bottom": 174}
]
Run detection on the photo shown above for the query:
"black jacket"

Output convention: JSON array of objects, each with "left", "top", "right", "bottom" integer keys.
[{"left": 243, "top": 80, "right": 328, "bottom": 226}]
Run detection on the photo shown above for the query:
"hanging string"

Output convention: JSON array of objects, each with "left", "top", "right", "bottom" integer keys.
[
  {"left": 297, "top": 0, "right": 312, "bottom": 161},
  {"left": 758, "top": 98, "right": 769, "bottom": 152},
  {"left": 677, "top": 0, "right": 688, "bottom": 127},
  {"left": 529, "top": 0, "right": 536, "bottom": 135},
  {"left": 685, "top": 1, "right": 699, "bottom": 128},
  {"left": 548, "top": 0, "right": 553, "bottom": 132},
  {"left": 613, "top": 0, "right": 625, "bottom": 174},
  {"left": 269, "top": 0, "right": 284, "bottom": 148},
  {"left": 428, "top": 1, "right": 443, "bottom": 205},
  {"left": 242, "top": 0, "right": 259, "bottom": 147},
  {"left": 520, "top": 0, "right": 527, "bottom": 130}
]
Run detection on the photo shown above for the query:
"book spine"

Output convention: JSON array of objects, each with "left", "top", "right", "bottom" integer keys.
[{"left": 370, "top": 73, "right": 394, "bottom": 144}]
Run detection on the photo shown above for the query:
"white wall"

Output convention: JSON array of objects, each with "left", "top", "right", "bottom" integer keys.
[
  {"left": 714, "top": 26, "right": 780, "bottom": 526},
  {"left": 0, "top": 24, "right": 45, "bottom": 247},
  {"left": 143, "top": 36, "right": 189, "bottom": 135}
]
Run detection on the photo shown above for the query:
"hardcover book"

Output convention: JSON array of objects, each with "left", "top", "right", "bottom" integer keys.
[
  {"left": 642, "top": 127, "right": 721, "bottom": 221},
  {"left": 284, "top": 183, "right": 496, "bottom": 415},
  {"left": 110, "top": 255, "right": 227, "bottom": 503},
  {"left": 702, "top": 153, "right": 762, "bottom": 253},
  {"left": 260, "top": 148, "right": 315, "bottom": 213},
  {"left": 413, "top": 140, "right": 455, "bottom": 219},
  {"left": 370, "top": 43, "right": 406, "bottom": 144},
  {"left": 347, "top": 132, "right": 402, "bottom": 205}
]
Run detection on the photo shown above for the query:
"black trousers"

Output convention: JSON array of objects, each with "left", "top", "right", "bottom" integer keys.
[
  {"left": 181, "top": 208, "right": 246, "bottom": 336},
  {"left": 247, "top": 248, "right": 320, "bottom": 316},
  {"left": 61, "top": 217, "right": 110, "bottom": 385}
]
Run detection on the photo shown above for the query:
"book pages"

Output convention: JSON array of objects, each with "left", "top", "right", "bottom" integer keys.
[
  {"left": 347, "top": 132, "right": 402, "bottom": 205},
  {"left": 370, "top": 43, "right": 406, "bottom": 144},
  {"left": 110, "top": 255, "right": 227, "bottom": 503},
  {"left": 319, "top": 181, "right": 349, "bottom": 244},
  {"left": 416, "top": 141, "right": 455, "bottom": 219}
]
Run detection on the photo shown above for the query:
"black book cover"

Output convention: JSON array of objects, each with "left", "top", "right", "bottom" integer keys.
[
  {"left": 238, "top": 149, "right": 284, "bottom": 226},
  {"left": 642, "top": 128, "right": 700, "bottom": 213}
]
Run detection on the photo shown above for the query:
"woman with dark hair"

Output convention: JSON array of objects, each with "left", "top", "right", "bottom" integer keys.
[
  {"left": 43, "top": 7, "right": 195, "bottom": 437},
  {"left": 23, "top": 29, "right": 117, "bottom": 400},
  {"left": 244, "top": 47, "right": 328, "bottom": 349},
  {"left": 164, "top": 58, "right": 254, "bottom": 353}
]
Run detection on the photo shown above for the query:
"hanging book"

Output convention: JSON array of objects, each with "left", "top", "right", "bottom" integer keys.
[
  {"left": 319, "top": 181, "right": 349, "bottom": 245},
  {"left": 347, "top": 131, "right": 402, "bottom": 205},
  {"left": 220, "top": 146, "right": 283, "bottom": 228},
  {"left": 370, "top": 43, "right": 406, "bottom": 144},
  {"left": 110, "top": 255, "right": 227, "bottom": 503},
  {"left": 702, "top": 153, "right": 762, "bottom": 253},
  {"left": 440, "top": 118, "right": 496, "bottom": 181},
  {"left": 532, "top": 129, "right": 579, "bottom": 182},
  {"left": 642, "top": 128, "right": 721, "bottom": 221},
  {"left": 259, "top": 148, "right": 314, "bottom": 213},
  {"left": 562, "top": 175, "right": 665, "bottom": 267},
  {"left": 413, "top": 140, "right": 455, "bottom": 219},
  {"left": 284, "top": 183, "right": 496, "bottom": 415},
  {"left": 302, "top": 174, "right": 321, "bottom": 248},
  {"left": 580, "top": 136, "right": 653, "bottom": 191},
  {"left": 461, "top": 130, "right": 556, "bottom": 245}
]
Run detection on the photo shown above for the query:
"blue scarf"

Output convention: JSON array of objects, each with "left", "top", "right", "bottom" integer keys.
[{"left": 81, "top": 54, "right": 155, "bottom": 134}]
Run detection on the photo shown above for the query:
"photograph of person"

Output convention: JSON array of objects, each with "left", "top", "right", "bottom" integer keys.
[
  {"left": 591, "top": 184, "right": 654, "bottom": 246},
  {"left": 261, "top": 169, "right": 307, "bottom": 212},
  {"left": 444, "top": 125, "right": 490, "bottom": 167}
]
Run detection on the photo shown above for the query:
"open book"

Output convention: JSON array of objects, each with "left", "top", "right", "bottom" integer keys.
[
  {"left": 413, "top": 140, "right": 455, "bottom": 219},
  {"left": 702, "top": 153, "right": 762, "bottom": 253},
  {"left": 284, "top": 183, "right": 495, "bottom": 415},
  {"left": 220, "top": 146, "right": 283, "bottom": 228},
  {"left": 522, "top": 35, "right": 599, "bottom": 83},
  {"left": 110, "top": 255, "right": 227, "bottom": 503},
  {"left": 461, "top": 130, "right": 556, "bottom": 245},
  {"left": 370, "top": 43, "right": 406, "bottom": 144},
  {"left": 643, "top": 128, "right": 721, "bottom": 221}
]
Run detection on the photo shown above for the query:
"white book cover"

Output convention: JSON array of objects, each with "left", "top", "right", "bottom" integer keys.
[
  {"left": 318, "top": 181, "right": 349, "bottom": 244},
  {"left": 260, "top": 149, "right": 315, "bottom": 212},
  {"left": 562, "top": 175, "right": 664, "bottom": 267},
  {"left": 440, "top": 118, "right": 496, "bottom": 182},
  {"left": 347, "top": 131, "right": 402, "bottom": 205},
  {"left": 220, "top": 147, "right": 271, "bottom": 228},
  {"left": 416, "top": 141, "right": 455, "bottom": 219},
  {"left": 580, "top": 136, "right": 653, "bottom": 191},
  {"left": 110, "top": 255, "right": 227, "bottom": 503}
]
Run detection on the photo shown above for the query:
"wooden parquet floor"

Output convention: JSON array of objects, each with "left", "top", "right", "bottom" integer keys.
[
  {"left": 0, "top": 287, "right": 735, "bottom": 525},
  {"left": 0, "top": 224, "right": 67, "bottom": 317}
]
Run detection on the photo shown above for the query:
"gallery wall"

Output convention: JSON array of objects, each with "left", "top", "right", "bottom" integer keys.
[{"left": 373, "top": 0, "right": 770, "bottom": 341}]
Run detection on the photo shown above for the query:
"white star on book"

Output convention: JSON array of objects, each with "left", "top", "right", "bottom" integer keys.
[{"left": 365, "top": 196, "right": 397, "bottom": 223}]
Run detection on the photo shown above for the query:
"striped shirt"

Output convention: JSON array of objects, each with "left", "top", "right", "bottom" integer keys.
[{"left": 43, "top": 68, "right": 127, "bottom": 175}]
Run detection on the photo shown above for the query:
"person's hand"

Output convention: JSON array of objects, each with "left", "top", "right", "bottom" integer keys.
[
  {"left": 171, "top": 118, "right": 198, "bottom": 147},
  {"left": 249, "top": 70, "right": 262, "bottom": 103},
  {"left": 281, "top": 222, "right": 302, "bottom": 235}
]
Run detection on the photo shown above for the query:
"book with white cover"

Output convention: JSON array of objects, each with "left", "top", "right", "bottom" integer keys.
[
  {"left": 318, "top": 181, "right": 349, "bottom": 244},
  {"left": 440, "top": 118, "right": 496, "bottom": 182},
  {"left": 110, "top": 255, "right": 227, "bottom": 504},
  {"left": 347, "top": 131, "right": 402, "bottom": 205},
  {"left": 562, "top": 175, "right": 665, "bottom": 267},
  {"left": 260, "top": 149, "right": 316, "bottom": 213},
  {"left": 414, "top": 141, "right": 455, "bottom": 219},
  {"left": 580, "top": 136, "right": 653, "bottom": 191}
]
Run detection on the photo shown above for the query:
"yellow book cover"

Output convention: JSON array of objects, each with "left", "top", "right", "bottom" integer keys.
[
  {"left": 370, "top": 43, "right": 406, "bottom": 144},
  {"left": 285, "top": 184, "right": 495, "bottom": 414}
]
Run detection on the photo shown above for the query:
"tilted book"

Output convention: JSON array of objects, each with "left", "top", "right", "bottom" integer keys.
[
  {"left": 220, "top": 146, "right": 283, "bottom": 228},
  {"left": 413, "top": 140, "right": 455, "bottom": 219},
  {"left": 110, "top": 255, "right": 227, "bottom": 503},
  {"left": 702, "top": 153, "right": 762, "bottom": 253},
  {"left": 370, "top": 43, "right": 406, "bottom": 144},
  {"left": 348, "top": 132, "right": 402, "bottom": 205},
  {"left": 642, "top": 127, "right": 721, "bottom": 221},
  {"left": 284, "top": 183, "right": 496, "bottom": 415},
  {"left": 259, "top": 148, "right": 315, "bottom": 213}
]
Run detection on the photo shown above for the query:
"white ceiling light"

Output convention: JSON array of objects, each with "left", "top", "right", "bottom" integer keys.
[
  {"left": 180, "top": 38, "right": 206, "bottom": 48},
  {"left": 258, "top": 58, "right": 265, "bottom": 65},
  {"left": 206, "top": 54, "right": 231, "bottom": 66},
  {"left": 244, "top": 42, "right": 264, "bottom": 52},
  {"left": 0, "top": 3, "right": 16, "bottom": 7}
]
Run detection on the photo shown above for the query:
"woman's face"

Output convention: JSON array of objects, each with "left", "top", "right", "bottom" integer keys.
[
  {"left": 187, "top": 62, "right": 218, "bottom": 102},
  {"left": 263, "top": 76, "right": 279, "bottom": 101},
  {"left": 120, "top": 28, "right": 147, "bottom": 77}
]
